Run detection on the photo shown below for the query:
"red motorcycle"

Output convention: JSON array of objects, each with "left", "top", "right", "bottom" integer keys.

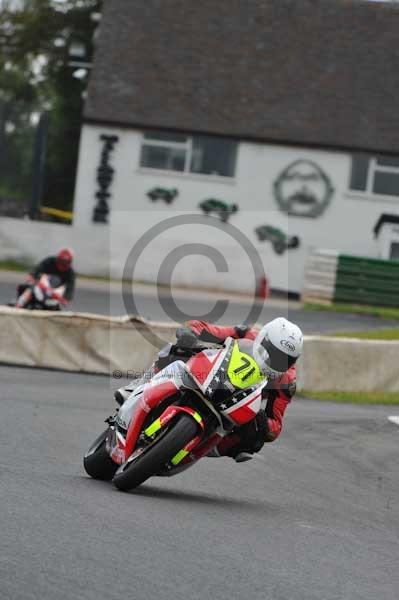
[
  {"left": 84, "top": 336, "right": 267, "bottom": 491},
  {"left": 14, "top": 274, "right": 67, "bottom": 310}
]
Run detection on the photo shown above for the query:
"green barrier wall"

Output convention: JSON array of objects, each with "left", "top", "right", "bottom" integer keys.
[{"left": 334, "top": 255, "right": 399, "bottom": 307}]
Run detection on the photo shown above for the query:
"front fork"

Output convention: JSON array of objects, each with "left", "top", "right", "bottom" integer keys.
[
  {"left": 143, "top": 407, "right": 228, "bottom": 469},
  {"left": 142, "top": 405, "right": 205, "bottom": 466},
  {"left": 111, "top": 400, "right": 207, "bottom": 467}
]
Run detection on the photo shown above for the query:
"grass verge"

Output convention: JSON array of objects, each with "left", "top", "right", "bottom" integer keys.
[
  {"left": 300, "top": 390, "right": 399, "bottom": 405},
  {"left": 0, "top": 259, "right": 31, "bottom": 272},
  {"left": 330, "top": 328, "right": 399, "bottom": 340},
  {"left": 304, "top": 302, "right": 399, "bottom": 320}
]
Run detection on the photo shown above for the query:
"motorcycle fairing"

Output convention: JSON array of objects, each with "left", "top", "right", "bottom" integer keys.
[
  {"left": 30, "top": 274, "right": 66, "bottom": 309},
  {"left": 188, "top": 337, "right": 264, "bottom": 399},
  {"left": 226, "top": 339, "right": 263, "bottom": 389},
  {"left": 187, "top": 345, "right": 226, "bottom": 392},
  {"left": 219, "top": 383, "right": 266, "bottom": 425},
  {"left": 110, "top": 344, "right": 267, "bottom": 470},
  {"left": 113, "top": 361, "right": 202, "bottom": 464},
  {"left": 123, "top": 378, "right": 179, "bottom": 460}
]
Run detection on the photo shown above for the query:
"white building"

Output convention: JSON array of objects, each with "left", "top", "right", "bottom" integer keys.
[{"left": 71, "top": 0, "right": 399, "bottom": 295}]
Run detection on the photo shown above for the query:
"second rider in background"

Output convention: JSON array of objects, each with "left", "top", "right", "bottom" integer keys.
[{"left": 15, "top": 248, "right": 75, "bottom": 308}]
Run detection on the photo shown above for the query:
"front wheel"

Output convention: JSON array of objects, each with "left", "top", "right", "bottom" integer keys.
[
  {"left": 112, "top": 415, "right": 199, "bottom": 491},
  {"left": 83, "top": 429, "right": 118, "bottom": 480}
]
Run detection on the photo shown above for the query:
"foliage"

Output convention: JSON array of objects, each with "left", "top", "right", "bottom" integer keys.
[{"left": 0, "top": 0, "right": 101, "bottom": 212}]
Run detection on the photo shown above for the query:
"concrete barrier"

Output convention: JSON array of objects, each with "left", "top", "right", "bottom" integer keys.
[
  {"left": 0, "top": 307, "right": 176, "bottom": 375},
  {"left": 1, "top": 307, "right": 398, "bottom": 391},
  {"left": 296, "top": 335, "right": 399, "bottom": 392}
]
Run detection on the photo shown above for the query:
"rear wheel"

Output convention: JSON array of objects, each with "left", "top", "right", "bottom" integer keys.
[
  {"left": 112, "top": 415, "right": 199, "bottom": 491},
  {"left": 83, "top": 429, "right": 118, "bottom": 480}
]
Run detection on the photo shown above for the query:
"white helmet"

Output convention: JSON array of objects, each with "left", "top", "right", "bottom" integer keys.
[{"left": 253, "top": 317, "right": 303, "bottom": 379}]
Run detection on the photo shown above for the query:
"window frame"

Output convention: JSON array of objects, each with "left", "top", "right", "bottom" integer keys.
[
  {"left": 348, "top": 155, "right": 399, "bottom": 201},
  {"left": 138, "top": 131, "right": 237, "bottom": 181}
]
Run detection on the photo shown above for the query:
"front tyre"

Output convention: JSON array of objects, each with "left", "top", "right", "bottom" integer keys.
[
  {"left": 112, "top": 415, "right": 199, "bottom": 491},
  {"left": 83, "top": 429, "right": 118, "bottom": 480}
]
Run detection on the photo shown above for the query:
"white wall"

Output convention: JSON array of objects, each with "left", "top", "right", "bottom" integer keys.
[
  {"left": 0, "top": 216, "right": 109, "bottom": 277},
  {"left": 4, "top": 124, "right": 398, "bottom": 293}
]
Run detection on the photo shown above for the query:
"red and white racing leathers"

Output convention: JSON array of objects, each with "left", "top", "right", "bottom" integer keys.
[{"left": 187, "top": 320, "right": 297, "bottom": 457}]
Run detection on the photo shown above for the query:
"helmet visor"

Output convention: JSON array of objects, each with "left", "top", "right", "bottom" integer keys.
[{"left": 261, "top": 337, "right": 297, "bottom": 373}]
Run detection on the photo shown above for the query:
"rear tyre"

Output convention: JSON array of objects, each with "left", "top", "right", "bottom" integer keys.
[
  {"left": 83, "top": 429, "right": 118, "bottom": 480},
  {"left": 112, "top": 415, "right": 199, "bottom": 491}
]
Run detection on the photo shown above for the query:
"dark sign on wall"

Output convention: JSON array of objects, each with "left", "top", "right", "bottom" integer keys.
[
  {"left": 199, "top": 199, "right": 238, "bottom": 223},
  {"left": 93, "top": 134, "right": 119, "bottom": 223},
  {"left": 147, "top": 187, "right": 179, "bottom": 204},
  {"left": 255, "top": 225, "right": 300, "bottom": 255}
]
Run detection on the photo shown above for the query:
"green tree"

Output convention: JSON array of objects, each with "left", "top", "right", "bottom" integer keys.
[{"left": 0, "top": 0, "right": 101, "bottom": 215}]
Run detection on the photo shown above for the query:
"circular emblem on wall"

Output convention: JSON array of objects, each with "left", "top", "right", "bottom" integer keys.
[{"left": 273, "top": 159, "right": 334, "bottom": 218}]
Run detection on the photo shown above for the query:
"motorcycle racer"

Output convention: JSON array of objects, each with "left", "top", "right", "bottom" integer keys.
[
  {"left": 15, "top": 248, "right": 75, "bottom": 308},
  {"left": 115, "top": 317, "right": 303, "bottom": 462}
]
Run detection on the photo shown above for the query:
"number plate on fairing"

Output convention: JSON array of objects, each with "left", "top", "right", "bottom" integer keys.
[
  {"left": 189, "top": 338, "right": 264, "bottom": 402},
  {"left": 226, "top": 340, "right": 263, "bottom": 390}
]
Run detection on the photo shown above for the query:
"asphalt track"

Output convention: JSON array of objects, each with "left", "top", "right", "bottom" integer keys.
[
  {"left": 1, "top": 365, "right": 398, "bottom": 600},
  {"left": 0, "top": 276, "right": 397, "bottom": 334}
]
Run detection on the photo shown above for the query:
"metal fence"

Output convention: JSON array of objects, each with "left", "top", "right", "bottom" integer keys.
[
  {"left": 302, "top": 249, "right": 399, "bottom": 308},
  {"left": 334, "top": 255, "right": 399, "bottom": 307}
]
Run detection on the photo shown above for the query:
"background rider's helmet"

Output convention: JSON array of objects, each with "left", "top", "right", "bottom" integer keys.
[
  {"left": 56, "top": 248, "right": 74, "bottom": 272},
  {"left": 253, "top": 317, "right": 303, "bottom": 379}
]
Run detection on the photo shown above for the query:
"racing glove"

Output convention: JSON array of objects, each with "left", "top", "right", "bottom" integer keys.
[
  {"left": 175, "top": 327, "right": 199, "bottom": 348},
  {"left": 234, "top": 324, "right": 250, "bottom": 338}
]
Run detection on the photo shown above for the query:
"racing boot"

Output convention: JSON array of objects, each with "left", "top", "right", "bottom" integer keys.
[
  {"left": 234, "top": 452, "right": 254, "bottom": 463},
  {"left": 212, "top": 432, "right": 257, "bottom": 463},
  {"left": 206, "top": 446, "right": 253, "bottom": 462}
]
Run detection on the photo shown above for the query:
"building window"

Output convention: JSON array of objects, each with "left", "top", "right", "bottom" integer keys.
[
  {"left": 350, "top": 154, "right": 399, "bottom": 198},
  {"left": 390, "top": 242, "right": 399, "bottom": 260},
  {"left": 140, "top": 131, "right": 237, "bottom": 178}
]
